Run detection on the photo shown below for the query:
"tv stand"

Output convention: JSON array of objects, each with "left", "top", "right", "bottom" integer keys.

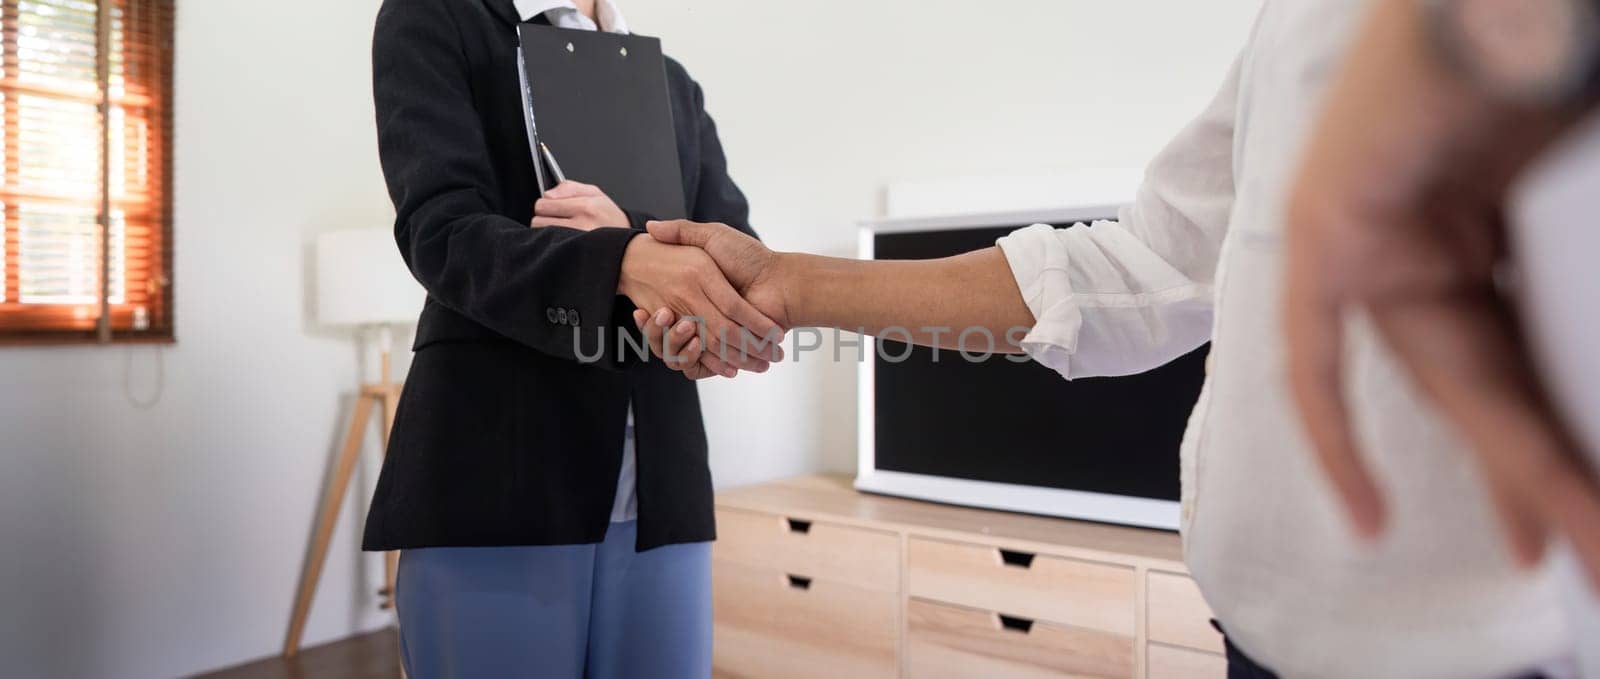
[{"left": 712, "top": 475, "right": 1223, "bottom": 678}]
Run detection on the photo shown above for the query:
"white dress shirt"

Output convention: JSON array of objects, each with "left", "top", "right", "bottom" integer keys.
[
  {"left": 996, "top": 2, "right": 1570, "bottom": 677},
  {"left": 516, "top": 0, "right": 638, "bottom": 524},
  {"left": 515, "top": 0, "right": 628, "bottom": 33},
  {"left": 1513, "top": 113, "right": 1600, "bottom": 679}
]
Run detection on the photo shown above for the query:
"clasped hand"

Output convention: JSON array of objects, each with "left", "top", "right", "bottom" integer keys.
[
  {"left": 531, "top": 181, "right": 788, "bottom": 379},
  {"left": 629, "top": 220, "right": 793, "bottom": 380}
]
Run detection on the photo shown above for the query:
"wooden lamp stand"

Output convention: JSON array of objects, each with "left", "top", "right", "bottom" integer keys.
[{"left": 283, "top": 325, "right": 404, "bottom": 657}]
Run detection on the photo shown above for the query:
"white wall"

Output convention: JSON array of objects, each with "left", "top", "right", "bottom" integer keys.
[
  {"left": 0, "top": 1, "right": 1260, "bottom": 677},
  {"left": 0, "top": 1, "right": 398, "bottom": 677},
  {"left": 623, "top": 0, "right": 1262, "bottom": 486}
]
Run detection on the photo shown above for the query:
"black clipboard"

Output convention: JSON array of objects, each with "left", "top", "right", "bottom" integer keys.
[{"left": 516, "top": 24, "right": 688, "bottom": 220}]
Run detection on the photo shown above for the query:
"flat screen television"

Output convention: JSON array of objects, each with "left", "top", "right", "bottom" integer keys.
[{"left": 854, "top": 207, "right": 1207, "bottom": 530}]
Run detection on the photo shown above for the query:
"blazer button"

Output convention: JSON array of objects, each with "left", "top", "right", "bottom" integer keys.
[
  {"left": 557, "top": 308, "right": 569, "bottom": 325},
  {"left": 567, "top": 309, "right": 581, "bottom": 326},
  {"left": 546, "top": 307, "right": 559, "bottom": 324}
]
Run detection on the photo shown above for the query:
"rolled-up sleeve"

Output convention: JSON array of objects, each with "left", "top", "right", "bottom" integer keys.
[{"left": 998, "top": 53, "right": 1241, "bottom": 380}]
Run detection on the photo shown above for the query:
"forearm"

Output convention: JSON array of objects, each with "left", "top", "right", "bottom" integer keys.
[
  {"left": 402, "top": 210, "right": 638, "bottom": 361},
  {"left": 779, "top": 247, "right": 1035, "bottom": 352}
]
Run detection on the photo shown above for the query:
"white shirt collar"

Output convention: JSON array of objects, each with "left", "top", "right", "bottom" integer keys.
[{"left": 513, "top": 0, "right": 630, "bottom": 34}]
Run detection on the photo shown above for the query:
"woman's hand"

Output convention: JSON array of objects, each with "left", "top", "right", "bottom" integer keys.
[
  {"left": 531, "top": 180, "right": 629, "bottom": 231},
  {"left": 628, "top": 220, "right": 793, "bottom": 380},
  {"left": 617, "top": 234, "right": 783, "bottom": 375},
  {"left": 525, "top": 183, "right": 778, "bottom": 378},
  {"left": 646, "top": 220, "right": 794, "bottom": 330},
  {"left": 630, "top": 307, "right": 745, "bottom": 380}
]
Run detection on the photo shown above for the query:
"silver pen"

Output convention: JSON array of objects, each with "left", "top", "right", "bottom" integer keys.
[{"left": 539, "top": 142, "right": 567, "bottom": 185}]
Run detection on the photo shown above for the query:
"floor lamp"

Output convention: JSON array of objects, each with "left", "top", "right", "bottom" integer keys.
[{"left": 284, "top": 228, "right": 424, "bottom": 657}]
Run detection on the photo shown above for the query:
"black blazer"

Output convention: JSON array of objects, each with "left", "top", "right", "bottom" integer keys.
[{"left": 363, "top": 0, "right": 754, "bottom": 552}]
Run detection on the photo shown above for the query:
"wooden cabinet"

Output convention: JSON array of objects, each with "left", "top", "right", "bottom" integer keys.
[
  {"left": 713, "top": 560, "right": 899, "bottom": 679},
  {"left": 713, "top": 476, "right": 1226, "bottom": 678},
  {"left": 1146, "top": 572, "right": 1225, "bottom": 655},
  {"left": 714, "top": 508, "right": 900, "bottom": 593},
  {"left": 1147, "top": 644, "right": 1227, "bottom": 679},
  {"left": 908, "top": 538, "right": 1138, "bottom": 636},
  {"left": 906, "top": 599, "right": 1134, "bottom": 679},
  {"left": 711, "top": 508, "right": 902, "bottom": 678}
]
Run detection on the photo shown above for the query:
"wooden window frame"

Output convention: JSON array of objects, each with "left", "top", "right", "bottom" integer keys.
[{"left": 0, "top": 0, "right": 175, "bottom": 346}]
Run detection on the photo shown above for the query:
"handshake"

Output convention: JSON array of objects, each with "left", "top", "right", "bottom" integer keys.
[
  {"left": 618, "top": 219, "right": 794, "bottom": 380},
  {"left": 532, "top": 180, "right": 795, "bottom": 380}
]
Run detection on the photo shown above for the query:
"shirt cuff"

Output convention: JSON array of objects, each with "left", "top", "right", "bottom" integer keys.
[{"left": 996, "top": 223, "right": 1083, "bottom": 380}]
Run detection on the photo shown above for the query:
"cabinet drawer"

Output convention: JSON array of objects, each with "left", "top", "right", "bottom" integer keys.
[
  {"left": 712, "top": 560, "right": 898, "bottom": 679},
  {"left": 1147, "top": 644, "right": 1225, "bottom": 679},
  {"left": 908, "top": 538, "right": 1136, "bottom": 635},
  {"left": 714, "top": 508, "right": 899, "bottom": 593},
  {"left": 905, "top": 598, "right": 1134, "bottom": 679},
  {"left": 1146, "top": 572, "right": 1223, "bottom": 653}
]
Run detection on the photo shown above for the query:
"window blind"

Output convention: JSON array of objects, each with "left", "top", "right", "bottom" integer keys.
[{"left": 0, "top": 0, "right": 173, "bottom": 342}]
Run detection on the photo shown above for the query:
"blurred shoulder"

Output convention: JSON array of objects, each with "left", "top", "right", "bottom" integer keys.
[
  {"left": 663, "top": 55, "right": 695, "bottom": 84},
  {"left": 662, "top": 55, "right": 710, "bottom": 107},
  {"left": 376, "top": 0, "right": 479, "bottom": 26}
]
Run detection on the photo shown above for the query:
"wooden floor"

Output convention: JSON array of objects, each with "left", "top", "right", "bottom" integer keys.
[{"left": 191, "top": 629, "right": 402, "bottom": 679}]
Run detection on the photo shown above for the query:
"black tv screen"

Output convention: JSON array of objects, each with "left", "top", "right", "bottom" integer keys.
[{"left": 870, "top": 224, "right": 1207, "bottom": 505}]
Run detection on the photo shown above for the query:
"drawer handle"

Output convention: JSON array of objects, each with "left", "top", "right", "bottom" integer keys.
[
  {"left": 786, "top": 518, "right": 812, "bottom": 534},
  {"left": 998, "top": 549, "right": 1036, "bottom": 569},
  {"left": 997, "top": 614, "right": 1035, "bottom": 634},
  {"left": 786, "top": 574, "right": 813, "bottom": 591}
]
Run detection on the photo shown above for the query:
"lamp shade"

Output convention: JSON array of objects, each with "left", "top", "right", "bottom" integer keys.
[{"left": 315, "top": 228, "right": 425, "bottom": 326}]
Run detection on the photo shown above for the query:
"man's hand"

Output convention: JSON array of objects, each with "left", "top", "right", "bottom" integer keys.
[
  {"left": 1284, "top": 0, "right": 1600, "bottom": 588},
  {"left": 617, "top": 234, "right": 783, "bottom": 375},
  {"left": 526, "top": 182, "right": 775, "bottom": 375},
  {"left": 531, "top": 181, "right": 629, "bottom": 231},
  {"left": 635, "top": 219, "right": 1036, "bottom": 375},
  {"left": 627, "top": 220, "right": 794, "bottom": 377},
  {"left": 647, "top": 220, "right": 794, "bottom": 329}
]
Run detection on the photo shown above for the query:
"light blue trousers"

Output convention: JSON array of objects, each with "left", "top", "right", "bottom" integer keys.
[{"left": 395, "top": 521, "right": 712, "bottom": 679}]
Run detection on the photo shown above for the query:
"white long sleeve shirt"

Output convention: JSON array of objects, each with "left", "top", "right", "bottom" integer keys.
[
  {"left": 1514, "top": 113, "right": 1600, "bottom": 679},
  {"left": 996, "top": 2, "right": 1570, "bottom": 677}
]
